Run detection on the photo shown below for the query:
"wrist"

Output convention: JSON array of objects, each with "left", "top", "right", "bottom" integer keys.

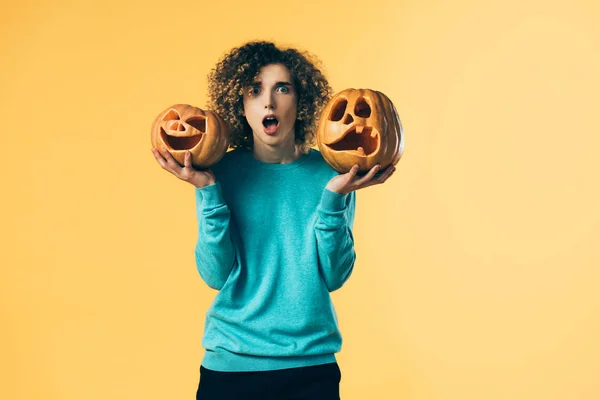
[
  {"left": 189, "top": 174, "right": 216, "bottom": 188},
  {"left": 325, "top": 183, "right": 348, "bottom": 195},
  {"left": 193, "top": 180, "right": 215, "bottom": 189},
  {"left": 321, "top": 188, "right": 349, "bottom": 211}
]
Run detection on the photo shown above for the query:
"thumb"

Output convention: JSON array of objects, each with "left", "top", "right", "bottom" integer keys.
[{"left": 184, "top": 151, "right": 192, "bottom": 169}]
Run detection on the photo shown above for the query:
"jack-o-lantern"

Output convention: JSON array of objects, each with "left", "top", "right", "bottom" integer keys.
[
  {"left": 150, "top": 104, "right": 230, "bottom": 169},
  {"left": 317, "top": 88, "right": 404, "bottom": 173}
]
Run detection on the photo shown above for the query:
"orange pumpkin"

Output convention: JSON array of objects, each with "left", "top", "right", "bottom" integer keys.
[
  {"left": 150, "top": 104, "right": 230, "bottom": 169},
  {"left": 316, "top": 88, "right": 404, "bottom": 173}
]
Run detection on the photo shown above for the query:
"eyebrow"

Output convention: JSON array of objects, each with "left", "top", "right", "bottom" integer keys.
[{"left": 250, "top": 81, "right": 294, "bottom": 87}]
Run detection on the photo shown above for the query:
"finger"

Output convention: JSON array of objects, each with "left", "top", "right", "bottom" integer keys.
[
  {"left": 354, "top": 165, "right": 395, "bottom": 190},
  {"left": 160, "top": 148, "right": 180, "bottom": 169},
  {"left": 155, "top": 148, "right": 180, "bottom": 175},
  {"left": 374, "top": 164, "right": 393, "bottom": 178},
  {"left": 151, "top": 147, "right": 163, "bottom": 160},
  {"left": 377, "top": 166, "right": 396, "bottom": 184},
  {"left": 177, "top": 152, "right": 193, "bottom": 180},
  {"left": 354, "top": 164, "right": 381, "bottom": 186},
  {"left": 152, "top": 148, "right": 169, "bottom": 168}
]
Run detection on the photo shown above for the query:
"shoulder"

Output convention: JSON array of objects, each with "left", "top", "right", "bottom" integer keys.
[
  {"left": 306, "top": 149, "right": 356, "bottom": 205},
  {"left": 219, "top": 147, "right": 248, "bottom": 164},
  {"left": 210, "top": 147, "right": 249, "bottom": 173},
  {"left": 304, "top": 148, "right": 339, "bottom": 179}
]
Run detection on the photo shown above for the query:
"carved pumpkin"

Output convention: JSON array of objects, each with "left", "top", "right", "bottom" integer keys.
[
  {"left": 150, "top": 104, "right": 230, "bottom": 168},
  {"left": 316, "top": 88, "right": 404, "bottom": 173}
]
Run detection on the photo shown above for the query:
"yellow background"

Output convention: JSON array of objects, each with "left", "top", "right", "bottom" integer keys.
[{"left": 2, "top": 0, "right": 599, "bottom": 398}]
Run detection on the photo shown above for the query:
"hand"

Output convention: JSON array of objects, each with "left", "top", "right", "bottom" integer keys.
[
  {"left": 151, "top": 148, "right": 216, "bottom": 189},
  {"left": 325, "top": 164, "right": 396, "bottom": 195}
]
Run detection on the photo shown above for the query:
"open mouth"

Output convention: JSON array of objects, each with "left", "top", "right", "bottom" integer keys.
[
  {"left": 325, "top": 125, "right": 380, "bottom": 156},
  {"left": 263, "top": 116, "right": 279, "bottom": 134},
  {"left": 160, "top": 118, "right": 204, "bottom": 150}
]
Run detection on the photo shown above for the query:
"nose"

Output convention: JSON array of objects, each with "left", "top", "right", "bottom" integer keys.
[{"left": 264, "top": 91, "right": 275, "bottom": 110}]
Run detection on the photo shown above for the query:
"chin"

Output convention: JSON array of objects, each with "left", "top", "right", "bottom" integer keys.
[{"left": 254, "top": 129, "right": 293, "bottom": 144}]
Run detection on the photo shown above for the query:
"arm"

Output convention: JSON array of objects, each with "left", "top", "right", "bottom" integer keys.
[
  {"left": 151, "top": 148, "right": 237, "bottom": 290},
  {"left": 194, "top": 182, "right": 237, "bottom": 290},
  {"left": 316, "top": 161, "right": 398, "bottom": 292},
  {"left": 314, "top": 189, "right": 357, "bottom": 292}
]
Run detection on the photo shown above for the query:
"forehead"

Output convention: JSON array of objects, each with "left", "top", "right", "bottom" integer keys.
[{"left": 252, "top": 63, "right": 293, "bottom": 83}]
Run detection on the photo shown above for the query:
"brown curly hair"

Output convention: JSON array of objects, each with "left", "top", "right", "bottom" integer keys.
[{"left": 206, "top": 41, "right": 332, "bottom": 154}]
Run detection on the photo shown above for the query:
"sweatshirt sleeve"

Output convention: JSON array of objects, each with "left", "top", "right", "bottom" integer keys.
[
  {"left": 314, "top": 188, "right": 357, "bottom": 292},
  {"left": 194, "top": 182, "right": 237, "bottom": 290}
]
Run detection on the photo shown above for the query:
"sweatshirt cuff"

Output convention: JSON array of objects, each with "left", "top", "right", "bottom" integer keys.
[
  {"left": 195, "top": 182, "right": 226, "bottom": 209},
  {"left": 319, "top": 189, "right": 349, "bottom": 212}
]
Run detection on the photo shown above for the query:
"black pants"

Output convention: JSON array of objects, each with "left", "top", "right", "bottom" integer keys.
[{"left": 196, "top": 362, "right": 341, "bottom": 400}]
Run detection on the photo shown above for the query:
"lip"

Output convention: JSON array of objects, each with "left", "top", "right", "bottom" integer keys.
[
  {"left": 263, "top": 123, "right": 280, "bottom": 135},
  {"left": 262, "top": 113, "right": 280, "bottom": 135}
]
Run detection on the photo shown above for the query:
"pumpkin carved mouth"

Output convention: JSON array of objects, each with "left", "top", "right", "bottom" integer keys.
[
  {"left": 160, "top": 117, "right": 205, "bottom": 150},
  {"left": 325, "top": 125, "right": 380, "bottom": 157}
]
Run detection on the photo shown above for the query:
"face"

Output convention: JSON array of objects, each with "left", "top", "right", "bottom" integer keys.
[{"left": 242, "top": 63, "right": 298, "bottom": 148}]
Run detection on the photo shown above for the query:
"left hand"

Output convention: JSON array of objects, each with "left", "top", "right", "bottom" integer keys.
[{"left": 325, "top": 164, "right": 397, "bottom": 194}]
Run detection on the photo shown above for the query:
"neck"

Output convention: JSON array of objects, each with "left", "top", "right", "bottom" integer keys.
[{"left": 251, "top": 137, "right": 302, "bottom": 164}]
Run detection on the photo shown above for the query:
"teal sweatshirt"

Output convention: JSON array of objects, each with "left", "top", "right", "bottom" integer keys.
[{"left": 194, "top": 147, "right": 356, "bottom": 372}]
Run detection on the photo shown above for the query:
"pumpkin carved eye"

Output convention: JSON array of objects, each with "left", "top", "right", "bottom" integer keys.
[
  {"left": 151, "top": 104, "right": 230, "bottom": 168},
  {"left": 185, "top": 117, "right": 206, "bottom": 133},
  {"left": 162, "top": 109, "right": 180, "bottom": 121},
  {"left": 329, "top": 98, "right": 348, "bottom": 122},
  {"left": 354, "top": 97, "right": 371, "bottom": 118}
]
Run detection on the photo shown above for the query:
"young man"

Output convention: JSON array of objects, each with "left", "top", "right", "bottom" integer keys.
[{"left": 151, "top": 41, "right": 396, "bottom": 400}]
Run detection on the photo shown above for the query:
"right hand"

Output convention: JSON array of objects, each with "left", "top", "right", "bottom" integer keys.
[{"left": 151, "top": 148, "right": 216, "bottom": 189}]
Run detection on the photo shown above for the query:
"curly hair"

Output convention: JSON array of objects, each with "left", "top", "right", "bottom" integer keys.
[{"left": 206, "top": 41, "right": 332, "bottom": 154}]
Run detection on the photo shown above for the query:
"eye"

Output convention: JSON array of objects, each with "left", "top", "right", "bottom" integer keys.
[
  {"left": 162, "top": 109, "right": 180, "bottom": 121},
  {"left": 249, "top": 86, "right": 261, "bottom": 96},
  {"left": 276, "top": 85, "right": 290, "bottom": 93}
]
